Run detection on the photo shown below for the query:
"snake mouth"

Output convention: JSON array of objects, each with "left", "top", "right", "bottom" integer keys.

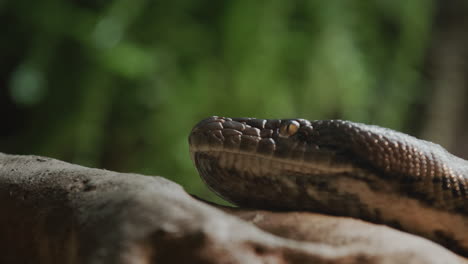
[{"left": 190, "top": 148, "right": 354, "bottom": 177}]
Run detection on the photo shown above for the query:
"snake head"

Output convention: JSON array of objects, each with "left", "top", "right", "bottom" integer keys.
[{"left": 189, "top": 116, "right": 355, "bottom": 173}]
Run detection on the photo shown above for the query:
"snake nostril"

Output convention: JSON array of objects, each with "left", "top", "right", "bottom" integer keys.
[{"left": 212, "top": 130, "right": 224, "bottom": 141}]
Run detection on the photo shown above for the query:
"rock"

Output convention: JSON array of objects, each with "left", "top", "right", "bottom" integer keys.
[{"left": 0, "top": 153, "right": 465, "bottom": 264}]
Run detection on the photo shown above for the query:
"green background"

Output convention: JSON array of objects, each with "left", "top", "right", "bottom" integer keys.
[{"left": 1, "top": 1, "right": 459, "bottom": 202}]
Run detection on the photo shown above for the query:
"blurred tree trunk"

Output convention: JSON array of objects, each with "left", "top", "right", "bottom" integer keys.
[{"left": 422, "top": 0, "right": 468, "bottom": 159}]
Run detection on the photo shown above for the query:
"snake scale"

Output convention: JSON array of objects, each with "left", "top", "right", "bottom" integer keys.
[{"left": 189, "top": 116, "right": 468, "bottom": 256}]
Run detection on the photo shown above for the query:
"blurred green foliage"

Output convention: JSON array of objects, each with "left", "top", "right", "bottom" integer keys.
[{"left": 1, "top": 0, "right": 433, "bottom": 202}]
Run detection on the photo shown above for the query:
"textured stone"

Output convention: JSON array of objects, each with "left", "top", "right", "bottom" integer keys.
[{"left": 0, "top": 153, "right": 465, "bottom": 264}]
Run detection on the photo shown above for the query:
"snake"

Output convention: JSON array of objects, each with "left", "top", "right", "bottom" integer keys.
[{"left": 188, "top": 116, "right": 468, "bottom": 256}]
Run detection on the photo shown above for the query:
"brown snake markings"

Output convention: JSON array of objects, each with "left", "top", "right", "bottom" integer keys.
[{"left": 189, "top": 116, "right": 468, "bottom": 257}]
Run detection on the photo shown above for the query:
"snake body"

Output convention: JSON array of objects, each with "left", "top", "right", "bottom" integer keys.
[{"left": 189, "top": 116, "right": 468, "bottom": 256}]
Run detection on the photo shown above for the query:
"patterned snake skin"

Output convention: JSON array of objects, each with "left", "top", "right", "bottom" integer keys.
[{"left": 189, "top": 116, "right": 468, "bottom": 256}]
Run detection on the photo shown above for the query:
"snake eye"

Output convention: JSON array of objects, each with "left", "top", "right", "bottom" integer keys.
[{"left": 279, "top": 120, "right": 300, "bottom": 138}]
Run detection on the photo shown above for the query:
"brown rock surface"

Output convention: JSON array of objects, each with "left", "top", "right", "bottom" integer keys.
[{"left": 0, "top": 153, "right": 465, "bottom": 264}]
